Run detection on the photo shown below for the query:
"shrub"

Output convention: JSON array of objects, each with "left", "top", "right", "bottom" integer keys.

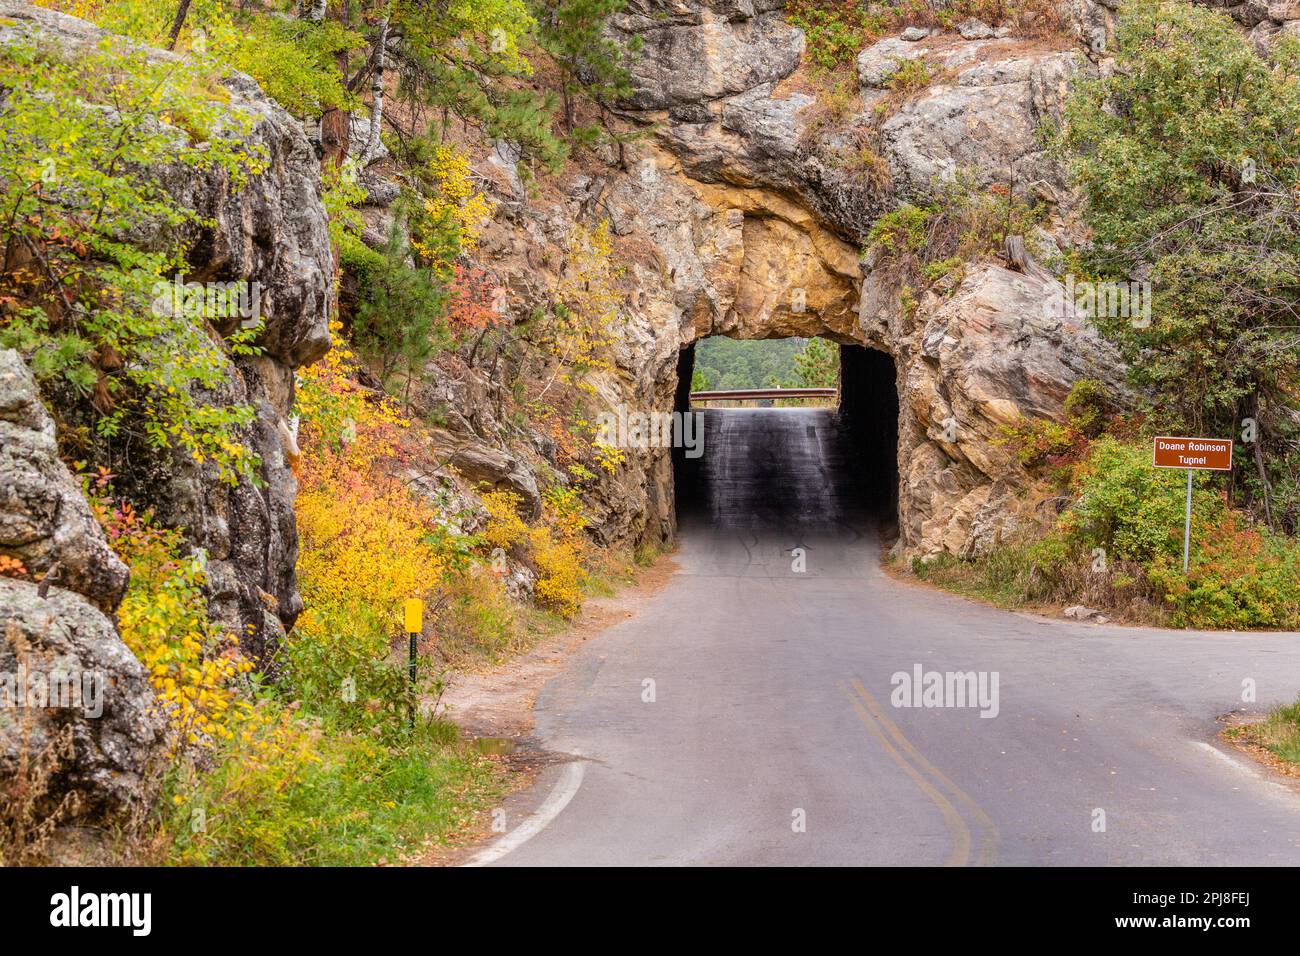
[
  {"left": 1149, "top": 510, "right": 1300, "bottom": 629},
  {"left": 0, "top": 36, "right": 266, "bottom": 484},
  {"left": 786, "top": 0, "right": 886, "bottom": 71},
  {"left": 90, "top": 471, "right": 253, "bottom": 752},
  {"left": 1062, "top": 378, "right": 1108, "bottom": 438},
  {"left": 481, "top": 488, "right": 589, "bottom": 618},
  {"left": 997, "top": 379, "right": 1109, "bottom": 470},
  {"left": 866, "top": 173, "right": 1045, "bottom": 289},
  {"left": 917, "top": 436, "right": 1300, "bottom": 629},
  {"left": 1061, "top": 437, "right": 1221, "bottom": 565},
  {"left": 886, "top": 57, "right": 933, "bottom": 93}
]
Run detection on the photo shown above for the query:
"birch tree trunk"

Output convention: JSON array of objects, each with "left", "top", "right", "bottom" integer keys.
[{"left": 360, "top": 15, "right": 389, "bottom": 167}]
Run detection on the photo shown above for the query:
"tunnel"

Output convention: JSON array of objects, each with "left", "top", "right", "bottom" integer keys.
[{"left": 673, "top": 340, "right": 899, "bottom": 536}]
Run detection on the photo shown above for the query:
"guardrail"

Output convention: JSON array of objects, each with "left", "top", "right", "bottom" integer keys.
[{"left": 689, "top": 388, "right": 838, "bottom": 403}]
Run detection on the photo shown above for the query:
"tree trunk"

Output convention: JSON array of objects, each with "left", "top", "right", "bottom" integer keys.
[
  {"left": 360, "top": 15, "right": 389, "bottom": 167},
  {"left": 319, "top": 109, "right": 351, "bottom": 169},
  {"left": 166, "top": 0, "right": 193, "bottom": 50}
]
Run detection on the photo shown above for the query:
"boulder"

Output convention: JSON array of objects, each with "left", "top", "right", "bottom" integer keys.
[
  {"left": 447, "top": 443, "right": 543, "bottom": 521},
  {"left": 0, "top": 578, "right": 163, "bottom": 829},
  {"left": 879, "top": 48, "right": 1085, "bottom": 205},
  {"left": 0, "top": 351, "right": 127, "bottom": 614},
  {"left": 956, "top": 18, "right": 996, "bottom": 39},
  {"left": 865, "top": 263, "right": 1128, "bottom": 558}
]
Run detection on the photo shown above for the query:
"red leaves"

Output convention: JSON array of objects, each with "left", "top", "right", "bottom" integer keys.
[{"left": 446, "top": 263, "right": 506, "bottom": 332}]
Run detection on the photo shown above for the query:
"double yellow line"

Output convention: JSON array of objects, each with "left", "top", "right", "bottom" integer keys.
[{"left": 842, "top": 678, "right": 1000, "bottom": 867}]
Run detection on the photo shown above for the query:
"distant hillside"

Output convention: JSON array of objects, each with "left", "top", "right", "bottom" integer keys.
[{"left": 694, "top": 337, "right": 809, "bottom": 390}]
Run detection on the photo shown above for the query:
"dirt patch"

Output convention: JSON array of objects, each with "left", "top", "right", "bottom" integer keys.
[{"left": 438, "top": 550, "right": 678, "bottom": 741}]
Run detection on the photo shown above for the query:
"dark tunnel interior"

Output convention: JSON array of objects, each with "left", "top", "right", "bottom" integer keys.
[{"left": 672, "top": 340, "right": 899, "bottom": 532}]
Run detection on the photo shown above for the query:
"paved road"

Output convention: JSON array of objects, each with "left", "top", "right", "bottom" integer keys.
[{"left": 484, "top": 408, "right": 1300, "bottom": 866}]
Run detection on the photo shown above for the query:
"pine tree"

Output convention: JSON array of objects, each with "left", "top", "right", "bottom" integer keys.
[{"left": 534, "top": 0, "right": 642, "bottom": 160}]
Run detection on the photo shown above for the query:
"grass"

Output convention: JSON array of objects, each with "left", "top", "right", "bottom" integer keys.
[
  {"left": 156, "top": 715, "right": 509, "bottom": 867},
  {"left": 1225, "top": 698, "right": 1300, "bottom": 769},
  {"left": 905, "top": 547, "right": 1041, "bottom": 610}
]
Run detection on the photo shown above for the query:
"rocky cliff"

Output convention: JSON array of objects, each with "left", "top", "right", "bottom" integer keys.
[
  {"left": 1, "top": 2, "right": 332, "bottom": 663},
  {"left": 0, "top": 1, "right": 332, "bottom": 831}
]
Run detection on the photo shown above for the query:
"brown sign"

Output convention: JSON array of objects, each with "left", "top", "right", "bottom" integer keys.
[{"left": 1153, "top": 436, "right": 1233, "bottom": 471}]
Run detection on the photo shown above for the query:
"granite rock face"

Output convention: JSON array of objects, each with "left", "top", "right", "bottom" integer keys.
[
  {"left": 0, "top": 579, "right": 164, "bottom": 828},
  {"left": 0, "top": 354, "right": 162, "bottom": 831},
  {"left": 0, "top": 2, "right": 333, "bottom": 660},
  {"left": 0, "top": 351, "right": 128, "bottom": 613},
  {"left": 599, "top": 1, "right": 1124, "bottom": 556}
]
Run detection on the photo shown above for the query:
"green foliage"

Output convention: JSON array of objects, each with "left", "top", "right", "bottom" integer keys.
[
  {"left": 1149, "top": 518, "right": 1300, "bottom": 629},
  {"left": 222, "top": 14, "right": 361, "bottom": 118},
  {"left": 322, "top": 159, "right": 369, "bottom": 257},
  {"left": 886, "top": 57, "right": 933, "bottom": 92},
  {"left": 785, "top": 337, "right": 840, "bottom": 389},
  {"left": 867, "top": 203, "right": 930, "bottom": 256},
  {"left": 1060, "top": 0, "right": 1300, "bottom": 526},
  {"left": 1000, "top": 418, "right": 1076, "bottom": 470},
  {"left": 918, "top": 436, "right": 1300, "bottom": 629},
  {"left": 1063, "top": 378, "right": 1108, "bottom": 439},
  {"left": 86, "top": 0, "right": 361, "bottom": 117},
  {"left": 694, "top": 337, "right": 811, "bottom": 391},
  {"left": 281, "top": 601, "right": 428, "bottom": 735},
  {"left": 866, "top": 172, "right": 1045, "bottom": 293},
  {"left": 344, "top": 222, "right": 451, "bottom": 389},
  {"left": 1063, "top": 437, "right": 1218, "bottom": 564},
  {"left": 909, "top": 544, "right": 1040, "bottom": 608},
  {"left": 392, "top": 0, "right": 569, "bottom": 170},
  {"left": 0, "top": 37, "right": 265, "bottom": 484},
  {"left": 533, "top": 0, "right": 642, "bottom": 148},
  {"left": 786, "top": 0, "right": 886, "bottom": 71},
  {"left": 998, "top": 379, "right": 1109, "bottom": 469}
]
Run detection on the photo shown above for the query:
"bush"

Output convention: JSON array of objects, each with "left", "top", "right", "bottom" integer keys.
[
  {"left": 1061, "top": 436, "right": 1221, "bottom": 565},
  {"left": 915, "top": 437, "right": 1300, "bottom": 629},
  {"left": 482, "top": 488, "right": 589, "bottom": 618},
  {"left": 865, "top": 173, "right": 1045, "bottom": 291},
  {"left": 1149, "top": 511, "right": 1300, "bottom": 629},
  {"left": 89, "top": 470, "right": 253, "bottom": 753}
]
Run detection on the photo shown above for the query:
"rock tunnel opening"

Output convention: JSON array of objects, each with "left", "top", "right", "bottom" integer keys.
[{"left": 672, "top": 340, "right": 899, "bottom": 533}]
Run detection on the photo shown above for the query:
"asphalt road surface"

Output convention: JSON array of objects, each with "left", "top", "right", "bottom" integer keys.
[{"left": 478, "top": 408, "right": 1300, "bottom": 866}]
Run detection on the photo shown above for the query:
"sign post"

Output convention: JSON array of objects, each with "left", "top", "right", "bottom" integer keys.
[
  {"left": 1152, "top": 437, "right": 1233, "bottom": 572},
  {"left": 403, "top": 598, "right": 423, "bottom": 727}
]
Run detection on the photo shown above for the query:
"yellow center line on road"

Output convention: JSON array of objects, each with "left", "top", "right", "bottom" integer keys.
[
  {"left": 840, "top": 681, "right": 971, "bottom": 867},
  {"left": 850, "top": 678, "right": 1001, "bottom": 866}
]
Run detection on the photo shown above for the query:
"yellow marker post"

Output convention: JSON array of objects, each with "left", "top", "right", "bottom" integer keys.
[
  {"left": 404, "top": 599, "right": 423, "bottom": 727},
  {"left": 404, "top": 598, "right": 424, "bottom": 635}
]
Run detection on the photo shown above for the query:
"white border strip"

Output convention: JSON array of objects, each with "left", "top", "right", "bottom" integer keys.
[{"left": 463, "top": 758, "right": 586, "bottom": 867}]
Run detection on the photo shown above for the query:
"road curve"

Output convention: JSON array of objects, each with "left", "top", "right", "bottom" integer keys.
[{"left": 485, "top": 408, "right": 1300, "bottom": 866}]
